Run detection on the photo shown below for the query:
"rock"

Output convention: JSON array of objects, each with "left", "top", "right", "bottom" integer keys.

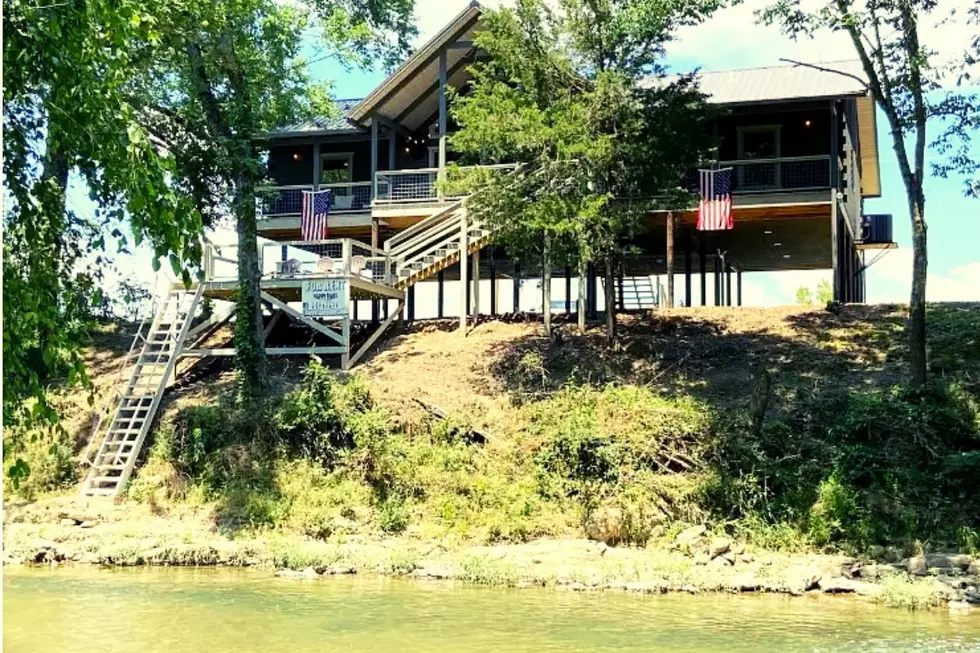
[
  {"left": 968, "top": 560, "right": 979, "bottom": 576},
  {"left": 584, "top": 505, "right": 624, "bottom": 545},
  {"left": 676, "top": 525, "right": 706, "bottom": 545},
  {"left": 721, "top": 552, "right": 736, "bottom": 565},
  {"left": 693, "top": 552, "right": 712, "bottom": 566},
  {"left": 964, "top": 588, "right": 980, "bottom": 605},
  {"left": 854, "top": 564, "right": 881, "bottom": 580},
  {"left": 818, "top": 576, "right": 860, "bottom": 593},
  {"left": 786, "top": 566, "right": 821, "bottom": 596},
  {"left": 621, "top": 581, "right": 667, "bottom": 594},
  {"left": 708, "top": 537, "right": 731, "bottom": 558},
  {"left": 731, "top": 574, "right": 760, "bottom": 592},
  {"left": 907, "top": 556, "right": 929, "bottom": 576},
  {"left": 925, "top": 554, "right": 973, "bottom": 570},
  {"left": 730, "top": 542, "right": 745, "bottom": 555},
  {"left": 708, "top": 555, "right": 733, "bottom": 569},
  {"left": 737, "top": 553, "right": 755, "bottom": 564},
  {"left": 412, "top": 564, "right": 453, "bottom": 580},
  {"left": 60, "top": 518, "right": 78, "bottom": 527},
  {"left": 680, "top": 584, "right": 698, "bottom": 594},
  {"left": 79, "top": 552, "right": 100, "bottom": 565},
  {"left": 949, "top": 600, "right": 977, "bottom": 614},
  {"left": 853, "top": 581, "right": 884, "bottom": 598},
  {"left": 78, "top": 521, "right": 97, "bottom": 529},
  {"left": 275, "top": 567, "right": 319, "bottom": 579},
  {"left": 323, "top": 564, "right": 357, "bottom": 575}
]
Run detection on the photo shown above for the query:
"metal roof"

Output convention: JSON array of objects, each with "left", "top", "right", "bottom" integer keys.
[
  {"left": 668, "top": 60, "right": 869, "bottom": 105},
  {"left": 262, "top": 98, "right": 365, "bottom": 138}
]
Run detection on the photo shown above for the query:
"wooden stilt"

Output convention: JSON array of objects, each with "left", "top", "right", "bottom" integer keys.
[
  {"left": 699, "top": 238, "right": 707, "bottom": 306},
  {"left": 472, "top": 247, "right": 480, "bottom": 325},
  {"left": 438, "top": 269, "right": 445, "bottom": 318},
  {"left": 513, "top": 261, "right": 521, "bottom": 314},
  {"left": 684, "top": 229, "right": 692, "bottom": 308},
  {"left": 666, "top": 211, "right": 675, "bottom": 308},
  {"left": 459, "top": 208, "right": 468, "bottom": 332}
]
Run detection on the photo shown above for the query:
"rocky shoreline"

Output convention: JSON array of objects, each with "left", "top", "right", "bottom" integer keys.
[{"left": 5, "top": 499, "right": 979, "bottom": 613}]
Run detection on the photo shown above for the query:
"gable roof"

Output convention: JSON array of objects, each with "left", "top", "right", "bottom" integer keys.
[{"left": 685, "top": 60, "right": 869, "bottom": 105}]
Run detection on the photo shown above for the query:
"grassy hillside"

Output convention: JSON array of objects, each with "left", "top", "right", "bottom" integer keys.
[{"left": 6, "top": 304, "right": 980, "bottom": 555}]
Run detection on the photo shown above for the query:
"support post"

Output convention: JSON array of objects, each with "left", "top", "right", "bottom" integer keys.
[
  {"left": 577, "top": 258, "right": 587, "bottom": 333},
  {"left": 371, "top": 118, "right": 379, "bottom": 200},
  {"left": 684, "top": 229, "right": 692, "bottom": 308},
  {"left": 737, "top": 269, "right": 743, "bottom": 306},
  {"left": 699, "top": 238, "right": 707, "bottom": 306},
  {"left": 459, "top": 207, "right": 468, "bottom": 332},
  {"left": 542, "top": 233, "right": 552, "bottom": 337},
  {"left": 438, "top": 269, "right": 445, "bottom": 318},
  {"left": 490, "top": 254, "right": 497, "bottom": 316},
  {"left": 513, "top": 262, "right": 521, "bottom": 314},
  {"left": 713, "top": 256, "right": 721, "bottom": 306},
  {"left": 831, "top": 195, "right": 841, "bottom": 301},
  {"left": 617, "top": 265, "right": 624, "bottom": 311},
  {"left": 408, "top": 285, "right": 415, "bottom": 321},
  {"left": 565, "top": 264, "right": 572, "bottom": 316},
  {"left": 437, "top": 49, "right": 447, "bottom": 200},
  {"left": 587, "top": 262, "right": 598, "bottom": 318},
  {"left": 725, "top": 262, "right": 732, "bottom": 307},
  {"left": 472, "top": 247, "right": 480, "bottom": 324},
  {"left": 312, "top": 143, "right": 321, "bottom": 190},
  {"left": 388, "top": 128, "right": 396, "bottom": 170},
  {"left": 666, "top": 211, "right": 675, "bottom": 308}
]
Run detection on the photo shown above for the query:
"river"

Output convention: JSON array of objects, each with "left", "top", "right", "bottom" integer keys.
[{"left": 4, "top": 567, "right": 979, "bottom": 652}]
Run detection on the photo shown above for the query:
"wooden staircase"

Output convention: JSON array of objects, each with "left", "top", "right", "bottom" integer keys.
[
  {"left": 81, "top": 285, "right": 203, "bottom": 497},
  {"left": 618, "top": 276, "right": 661, "bottom": 310},
  {"left": 384, "top": 200, "right": 491, "bottom": 289}
]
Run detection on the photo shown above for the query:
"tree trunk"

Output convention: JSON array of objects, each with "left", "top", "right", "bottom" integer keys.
[
  {"left": 232, "top": 159, "right": 269, "bottom": 406},
  {"left": 908, "top": 196, "right": 928, "bottom": 387},
  {"left": 542, "top": 233, "right": 552, "bottom": 337},
  {"left": 577, "top": 256, "right": 587, "bottom": 334},
  {"left": 603, "top": 256, "right": 616, "bottom": 345}
]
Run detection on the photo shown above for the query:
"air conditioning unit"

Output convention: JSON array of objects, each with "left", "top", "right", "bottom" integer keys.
[{"left": 860, "top": 214, "right": 892, "bottom": 244}]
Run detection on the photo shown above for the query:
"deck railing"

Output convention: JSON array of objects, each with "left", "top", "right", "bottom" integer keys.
[
  {"left": 203, "top": 238, "right": 390, "bottom": 285},
  {"left": 717, "top": 155, "right": 832, "bottom": 193},
  {"left": 374, "top": 163, "right": 518, "bottom": 204},
  {"left": 257, "top": 181, "right": 373, "bottom": 217}
]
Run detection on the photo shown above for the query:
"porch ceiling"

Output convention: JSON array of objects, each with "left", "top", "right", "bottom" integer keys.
[
  {"left": 643, "top": 207, "right": 833, "bottom": 272},
  {"left": 348, "top": 3, "right": 481, "bottom": 132}
]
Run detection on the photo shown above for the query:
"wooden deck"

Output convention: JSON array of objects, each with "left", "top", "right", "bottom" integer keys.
[{"left": 201, "top": 273, "right": 405, "bottom": 302}]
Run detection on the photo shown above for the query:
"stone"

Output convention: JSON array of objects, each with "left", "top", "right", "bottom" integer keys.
[
  {"left": 693, "top": 552, "right": 712, "bottom": 566},
  {"left": 854, "top": 564, "right": 880, "bottom": 580},
  {"left": 948, "top": 601, "right": 976, "bottom": 614},
  {"left": 275, "top": 567, "right": 319, "bottom": 579},
  {"left": 78, "top": 521, "right": 97, "bottom": 529},
  {"left": 708, "top": 537, "right": 731, "bottom": 558},
  {"left": 708, "top": 555, "right": 733, "bottom": 569},
  {"left": 621, "top": 581, "right": 667, "bottom": 594},
  {"left": 412, "top": 564, "right": 453, "bottom": 580},
  {"left": 323, "top": 564, "right": 357, "bottom": 575},
  {"left": 737, "top": 553, "right": 755, "bottom": 564},
  {"left": 584, "top": 505, "right": 624, "bottom": 546},
  {"left": 818, "top": 576, "right": 860, "bottom": 593},
  {"left": 721, "top": 552, "right": 737, "bottom": 565},
  {"left": 676, "top": 525, "right": 706, "bottom": 545},
  {"left": 60, "top": 518, "right": 78, "bottom": 527},
  {"left": 730, "top": 542, "right": 745, "bottom": 556},
  {"left": 786, "top": 566, "right": 821, "bottom": 596},
  {"left": 968, "top": 560, "right": 979, "bottom": 576},
  {"left": 731, "top": 574, "right": 760, "bottom": 592},
  {"left": 964, "top": 588, "right": 980, "bottom": 605},
  {"left": 925, "top": 554, "right": 973, "bottom": 570},
  {"left": 906, "top": 556, "right": 929, "bottom": 576},
  {"left": 680, "top": 584, "right": 698, "bottom": 594}
]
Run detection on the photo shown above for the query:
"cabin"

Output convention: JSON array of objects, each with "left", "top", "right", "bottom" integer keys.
[{"left": 81, "top": 2, "right": 895, "bottom": 497}]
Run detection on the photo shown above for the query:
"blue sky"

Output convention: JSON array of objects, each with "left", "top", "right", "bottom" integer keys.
[{"left": 89, "top": 0, "right": 979, "bottom": 305}]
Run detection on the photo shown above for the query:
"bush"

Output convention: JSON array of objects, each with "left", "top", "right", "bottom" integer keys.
[{"left": 3, "top": 425, "right": 78, "bottom": 499}]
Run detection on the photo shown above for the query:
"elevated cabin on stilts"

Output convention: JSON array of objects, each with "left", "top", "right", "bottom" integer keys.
[{"left": 83, "top": 2, "right": 894, "bottom": 497}]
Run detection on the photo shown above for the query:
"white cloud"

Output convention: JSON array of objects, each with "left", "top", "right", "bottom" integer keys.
[{"left": 867, "top": 248, "right": 980, "bottom": 303}]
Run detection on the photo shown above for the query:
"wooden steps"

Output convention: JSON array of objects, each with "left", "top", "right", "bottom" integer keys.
[{"left": 81, "top": 285, "right": 203, "bottom": 497}]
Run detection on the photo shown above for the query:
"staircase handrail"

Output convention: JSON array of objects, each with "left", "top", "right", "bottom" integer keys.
[{"left": 384, "top": 199, "right": 464, "bottom": 254}]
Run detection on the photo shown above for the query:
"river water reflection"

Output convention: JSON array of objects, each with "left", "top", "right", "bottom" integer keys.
[{"left": 4, "top": 566, "right": 980, "bottom": 652}]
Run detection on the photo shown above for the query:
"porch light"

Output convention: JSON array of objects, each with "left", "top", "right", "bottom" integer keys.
[
  {"left": 804, "top": 119, "right": 812, "bottom": 128},
  {"left": 292, "top": 152, "right": 302, "bottom": 161},
  {"left": 783, "top": 254, "right": 792, "bottom": 259},
  {"left": 773, "top": 242, "right": 782, "bottom": 246},
  {"left": 764, "top": 230, "right": 773, "bottom": 234}
]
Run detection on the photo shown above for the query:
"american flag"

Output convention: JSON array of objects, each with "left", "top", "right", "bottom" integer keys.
[
  {"left": 301, "top": 189, "right": 332, "bottom": 241},
  {"left": 697, "top": 167, "right": 733, "bottom": 231}
]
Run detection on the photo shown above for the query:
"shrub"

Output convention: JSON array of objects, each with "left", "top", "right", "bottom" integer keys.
[{"left": 3, "top": 425, "right": 78, "bottom": 498}]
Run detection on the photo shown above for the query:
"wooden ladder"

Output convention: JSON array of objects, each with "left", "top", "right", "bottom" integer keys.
[{"left": 81, "top": 284, "right": 203, "bottom": 497}]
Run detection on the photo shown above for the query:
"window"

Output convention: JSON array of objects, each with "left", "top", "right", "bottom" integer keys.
[
  {"left": 737, "top": 125, "right": 780, "bottom": 160},
  {"left": 320, "top": 152, "right": 353, "bottom": 185}
]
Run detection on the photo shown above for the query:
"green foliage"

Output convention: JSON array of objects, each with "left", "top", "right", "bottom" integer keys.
[
  {"left": 451, "top": 0, "right": 719, "bottom": 340},
  {"left": 2, "top": 425, "right": 78, "bottom": 499},
  {"left": 875, "top": 575, "right": 946, "bottom": 611}
]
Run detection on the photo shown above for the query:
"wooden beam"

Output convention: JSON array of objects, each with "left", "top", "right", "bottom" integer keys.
[
  {"left": 371, "top": 118, "right": 379, "bottom": 200},
  {"left": 438, "top": 269, "right": 445, "bottom": 318},
  {"left": 565, "top": 264, "right": 572, "bottom": 315},
  {"left": 262, "top": 309, "right": 284, "bottom": 341},
  {"left": 437, "top": 49, "right": 448, "bottom": 200},
  {"left": 513, "top": 262, "right": 521, "bottom": 314},
  {"left": 666, "top": 211, "right": 675, "bottom": 308},
  {"left": 472, "top": 247, "right": 480, "bottom": 324},
  {"left": 260, "top": 291, "right": 346, "bottom": 345},
  {"left": 183, "top": 346, "right": 347, "bottom": 357},
  {"left": 684, "top": 229, "right": 692, "bottom": 308},
  {"left": 699, "top": 238, "right": 707, "bottom": 306},
  {"left": 459, "top": 207, "right": 468, "bottom": 332},
  {"left": 348, "top": 299, "right": 404, "bottom": 368},
  {"left": 392, "top": 54, "right": 473, "bottom": 125}
]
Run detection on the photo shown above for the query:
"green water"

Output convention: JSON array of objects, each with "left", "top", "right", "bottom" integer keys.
[{"left": 4, "top": 567, "right": 980, "bottom": 652}]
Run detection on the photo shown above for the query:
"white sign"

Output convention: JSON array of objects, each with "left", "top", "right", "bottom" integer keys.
[{"left": 302, "top": 278, "right": 348, "bottom": 317}]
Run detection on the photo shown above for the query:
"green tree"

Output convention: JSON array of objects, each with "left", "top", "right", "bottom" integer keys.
[
  {"left": 136, "top": 0, "right": 414, "bottom": 406},
  {"left": 3, "top": 0, "right": 205, "bottom": 438},
  {"left": 795, "top": 286, "right": 815, "bottom": 305},
  {"left": 760, "top": 0, "right": 979, "bottom": 386},
  {"left": 450, "top": 0, "right": 718, "bottom": 343}
]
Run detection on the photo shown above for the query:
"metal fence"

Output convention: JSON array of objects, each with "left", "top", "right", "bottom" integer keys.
[
  {"left": 718, "top": 155, "right": 831, "bottom": 193},
  {"left": 257, "top": 182, "right": 372, "bottom": 217},
  {"left": 375, "top": 164, "right": 518, "bottom": 204},
  {"left": 261, "top": 239, "right": 390, "bottom": 284}
]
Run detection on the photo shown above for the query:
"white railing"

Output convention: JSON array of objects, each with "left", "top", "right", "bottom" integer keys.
[
  {"left": 374, "top": 164, "right": 518, "bottom": 204},
  {"left": 256, "top": 181, "right": 373, "bottom": 217},
  {"left": 204, "top": 238, "right": 391, "bottom": 285},
  {"left": 717, "top": 155, "right": 831, "bottom": 193}
]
